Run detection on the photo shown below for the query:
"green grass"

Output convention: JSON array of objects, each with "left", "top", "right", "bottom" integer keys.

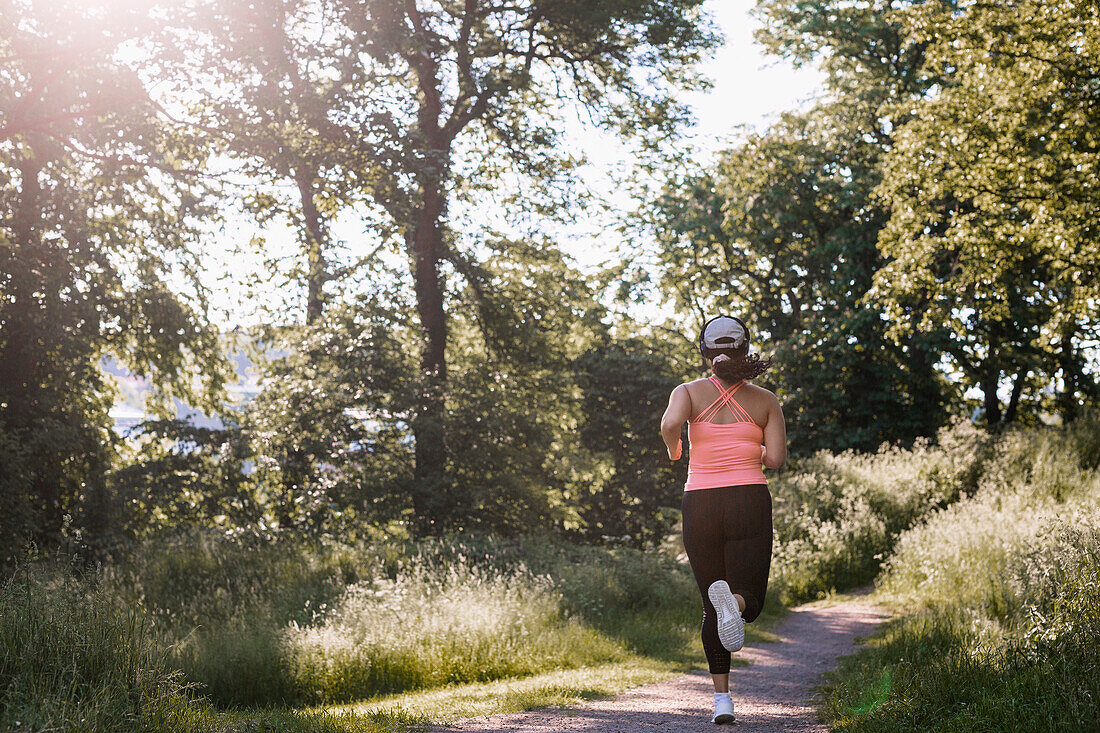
[
  {"left": 3, "top": 532, "right": 720, "bottom": 730},
  {"left": 335, "top": 660, "right": 685, "bottom": 723},
  {"left": 121, "top": 533, "right": 710, "bottom": 707},
  {"left": 198, "top": 707, "right": 421, "bottom": 733},
  {"left": 0, "top": 573, "right": 206, "bottom": 733},
  {"left": 0, "top": 567, "right": 430, "bottom": 733},
  {"left": 821, "top": 593, "right": 1100, "bottom": 731},
  {"left": 2, "top": 527, "right": 798, "bottom": 732},
  {"left": 324, "top": 588, "right": 788, "bottom": 725},
  {"left": 819, "top": 415, "right": 1100, "bottom": 732}
]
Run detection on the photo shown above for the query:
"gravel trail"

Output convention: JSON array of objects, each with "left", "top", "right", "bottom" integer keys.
[{"left": 430, "top": 598, "right": 889, "bottom": 732}]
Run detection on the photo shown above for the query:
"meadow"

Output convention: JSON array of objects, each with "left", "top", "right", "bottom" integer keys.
[
  {"left": 4, "top": 416, "right": 1096, "bottom": 731},
  {"left": 820, "top": 415, "right": 1100, "bottom": 731},
  {"left": 5, "top": 0, "right": 1097, "bottom": 730},
  {"left": 1, "top": 534, "right": 705, "bottom": 731}
]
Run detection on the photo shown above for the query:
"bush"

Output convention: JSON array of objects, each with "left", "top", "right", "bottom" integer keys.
[
  {"left": 879, "top": 493, "right": 1055, "bottom": 614},
  {"left": 823, "top": 522, "right": 1100, "bottom": 732}
]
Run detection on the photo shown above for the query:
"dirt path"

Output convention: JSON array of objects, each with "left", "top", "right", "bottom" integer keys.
[{"left": 430, "top": 598, "right": 889, "bottom": 732}]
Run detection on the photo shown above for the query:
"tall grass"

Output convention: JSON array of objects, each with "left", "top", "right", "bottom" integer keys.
[
  {"left": 2, "top": 532, "right": 702, "bottom": 729},
  {"left": 0, "top": 571, "right": 208, "bottom": 732},
  {"left": 37, "top": 531, "right": 701, "bottom": 709},
  {"left": 170, "top": 550, "right": 636, "bottom": 706},
  {"left": 821, "top": 414, "right": 1100, "bottom": 731},
  {"left": 769, "top": 419, "right": 989, "bottom": 603},
  {"left": 8, "top": 412, "right": 1043, "bottom": 729}
]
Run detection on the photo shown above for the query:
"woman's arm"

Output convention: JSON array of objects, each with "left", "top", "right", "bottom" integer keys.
[
  {"left": 761, "top": 395, "right": 787, "bottom": 469},
  {"left": 660, "top": 384, "right": 691, "bottom": 460}
]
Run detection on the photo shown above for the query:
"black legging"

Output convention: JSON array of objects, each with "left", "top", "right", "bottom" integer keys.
[{"left": 681, "top": 483, "right": 772, "bottom": 675}]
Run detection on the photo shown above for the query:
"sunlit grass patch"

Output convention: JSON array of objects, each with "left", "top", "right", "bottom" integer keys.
[
  {"left": 330, "top": 659, "right": 687, "bottom": 723},
  {"left": 322, "top": 587, "right": 789, "bottom": 725},
  {"left": 90, "top": 531, "right": 711, "bottom": 710},
  {"left": 278, "top": 560, "right": 629, "bottom": 704},
  {"left": 2, "top": 536, "right": 709, "bottom": 730},
  {"left": 209, "top": 706, "right": 422, "bottom": 733}
]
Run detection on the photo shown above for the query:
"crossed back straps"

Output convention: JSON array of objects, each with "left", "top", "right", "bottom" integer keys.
[{"left": 692, "top": 376, "right": 755, "bottom": 425}]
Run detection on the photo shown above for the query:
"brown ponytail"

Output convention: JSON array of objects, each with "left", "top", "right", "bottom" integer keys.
[{"left": 707, "top": 350, "right": 772, "bottom": 381}]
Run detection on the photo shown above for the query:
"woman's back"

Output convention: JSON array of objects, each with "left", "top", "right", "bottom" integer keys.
[{"left": 683, "top": 376, "right": 770, "bottom": 491}]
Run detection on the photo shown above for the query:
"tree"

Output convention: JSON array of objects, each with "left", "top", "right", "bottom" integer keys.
[
  {"left": 342, "top": 0, "right": 720, "bottom": 533},
  {"left": 156, "top": 0, "right": 409, "bottom": 326},
  {"left": 244, "top": 282, "right": 418, "bottom": 533},
  {"left": 165, "top": 0, "right": 719, "bottom": 532},
  {"left": 0, "top": 0, "right": 227, "bottom": 556},
  {"left": 635, "top": 0, "right": 965, "bottom": 452},
  {"left": 108, "top": 419, "right": 258, "bottom": 541},
  {"left": 753, "top": 0, "right": 945, "bottom": 133},
  {"left": 749, "top": 0, "right": 1099, "bottom": 425},
  {"left": 239, "top": 235, "right": 605, "bottom": 537},
  {"left": 648, "top": 106, "right": 949, "bottom": 453},
  {"left": 871, "top": 0, "right": 1100, "bottom": 424},
  {"left": 443, "top": 239, "right": 606, "bottom": 535},
  {"left": 572, "top": 333, "right": 688, "bottom": 547}
]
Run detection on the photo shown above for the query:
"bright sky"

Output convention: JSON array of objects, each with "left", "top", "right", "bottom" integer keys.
[
  {"left": 683, "top": 0, "right": 824, "bottom": 155},
  {"left": 202, "top": 0, "right": 825, "bottom": 327}
]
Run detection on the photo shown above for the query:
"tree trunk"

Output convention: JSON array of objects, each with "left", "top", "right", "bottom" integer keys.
[
  {"left": 408, "top": 170, "right": 449, "bottom": 534},
  {"left": 402, "top": 7, "right": 464, "bottom": 534},
  {"left": 906, "top": 333, "right": 943, "bottom": 431},
  {"left": 980, "top": 366, "right": 1003, "bottom": 427},
  {"left": 1004, "top": 368, "right": 1026, "bottom": 424},
  {"left": 275, "top": 168, "right": 329, "bottom": 525},
  {"left": 2, "top": 139, "right": 63, "bottom": 541},
  {"left": 1, "top": 154, "right": 39, "bottom": 420},
  {"left": 295, "top": 168, "right": 327, "bottom": 325},
  {"left": 1054, "top": 326, "right": 1088, "bottom": 422}
]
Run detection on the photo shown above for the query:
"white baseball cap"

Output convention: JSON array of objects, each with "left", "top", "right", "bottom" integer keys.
[{"left": 702, "top": 316, "right": 748, "bottom": 350}]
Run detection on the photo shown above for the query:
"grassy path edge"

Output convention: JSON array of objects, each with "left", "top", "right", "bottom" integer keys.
[{"left": 296, "top": 593, "right": 814, "bottom": 731}]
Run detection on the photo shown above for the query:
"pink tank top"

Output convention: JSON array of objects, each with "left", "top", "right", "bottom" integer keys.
[{"left": 685, "top": 377, "right": 766, "bottom": 491}]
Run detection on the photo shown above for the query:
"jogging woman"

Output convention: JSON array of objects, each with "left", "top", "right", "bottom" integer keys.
[{"left": 660, "top": 315, "right": 786, "bottom": 725}]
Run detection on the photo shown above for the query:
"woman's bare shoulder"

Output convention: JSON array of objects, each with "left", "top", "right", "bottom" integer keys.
[
  {"left": 682, "top": 377, "right": 714, "bottom": 392},
  {"left": 744, "top": 382, "right": 780, "bottom": 403},
  {"left": 672, "top": 378, "right": 706, "bottom": 390},
  {"left": 668, "top": 380, "right": 703, "bottom": 400}
]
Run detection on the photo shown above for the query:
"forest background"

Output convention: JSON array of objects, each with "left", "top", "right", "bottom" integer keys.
[{"left": 2, "top": 0, "right": 1098, "bottom": 558}]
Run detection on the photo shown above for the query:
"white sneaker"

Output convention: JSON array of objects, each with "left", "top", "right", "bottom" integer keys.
[
  {"left": 712, "top": 693, "right": 735, "bottom": 724},
  {"left": 708, "top": 580, "right": 745, "bottom": 652}
]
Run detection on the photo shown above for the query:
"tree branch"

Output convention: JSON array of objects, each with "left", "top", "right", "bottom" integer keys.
[
  {"left": 0, "top": 106, "right": 108, "bottom": 141},
  {"left": 60, "top": 138, "right": 207, "bottom": 178},
  {"left": 402, "top": 0, "right": 446, "bottom": 142}
]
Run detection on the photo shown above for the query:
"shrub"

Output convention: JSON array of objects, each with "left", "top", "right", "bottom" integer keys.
[
  {"left": 823, "top": 522, "right": 1100, "bottom": 732},
  {"left": 821, "top": 415, "right": 1100, "bottom": 732}
]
